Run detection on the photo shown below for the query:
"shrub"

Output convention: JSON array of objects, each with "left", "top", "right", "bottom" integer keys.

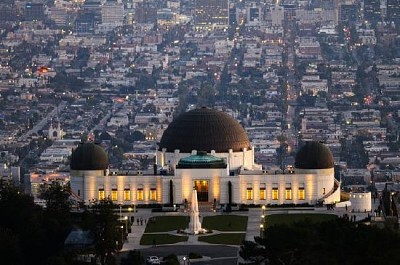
[{"left": 188, "top": 252, "right": 202, "bottom": 259}]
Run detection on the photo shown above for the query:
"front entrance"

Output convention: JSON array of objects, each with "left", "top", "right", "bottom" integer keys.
[{"left": 194, "top": 180, "right": 209, "bottom": 202}]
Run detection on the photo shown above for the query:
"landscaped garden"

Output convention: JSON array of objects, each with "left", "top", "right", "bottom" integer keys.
[
  {"left": 264, "top": 213, "right": 337, "bottom": 228},
  {"left": 198, "top": 233, "right": 246, "bottom": 245},
  {"left": 144, "top": 216, "right": 189, "bottom": 232},
  {"left": 140, "top": 214, "right": 249, "bottom": 245},
  {"left": 201, "top": 215, "right": 248, "bottom": 231}
]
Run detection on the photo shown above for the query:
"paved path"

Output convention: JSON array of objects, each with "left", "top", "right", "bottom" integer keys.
[
  {"left": 245, "top": 208, "right": 261, "bottom": 241},
  {"left": 122, "top": 209, "right": 153, "bottom": 251}
]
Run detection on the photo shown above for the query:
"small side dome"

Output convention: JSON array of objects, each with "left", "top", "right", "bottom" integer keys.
[
  {"left": 295, "top": 141, "right": 334, "bottom": 169},
  {"left": 70, "top": 142, "right": 109, "bottom": 170}
]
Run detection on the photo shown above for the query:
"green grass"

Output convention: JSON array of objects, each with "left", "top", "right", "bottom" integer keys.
[
  {"left": 140, "top": 234, "right": 188, "bottom": 245},
  {"left": 265, "top": 214, "right": 337, "bottom": 228},
  {"left": 198, "top": 233, "right": 246, "bottom": 245},
  {"left": 202, "top": 215, "right": 248, "bottom": 231},
  {"left": 144, "top": 216, "right": 189, "bottom": 233}
]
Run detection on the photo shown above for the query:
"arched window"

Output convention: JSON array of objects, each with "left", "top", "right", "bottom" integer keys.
[
  {"left": 285, "top": 183, "right": 292, "bottom": 200},
  {"left": 259, "top": 183, "right": 266, "bottom": 200},
  {"left": 298, "top": 183, "right": 305, "bottom": 200},
  {"left": 272, "top": 183, "right": 279, "bottom": 200},
  {"left": 246, "top": 184, "right": 253, "bottom": 200},
  {"left": 124, "top": 185, "right": 131, "bottom": 201},
  {"left": 98, "top": 185, "right": 105, "bottom": 200},
  {"left": 137, "top": 185, "right": 144, "bottom": 201},
  {"left": 150, "top": 185, "right": 157, "bottom": 201},
  {"left": 111, "top": 184, "right": 118, "bottom": 201}
]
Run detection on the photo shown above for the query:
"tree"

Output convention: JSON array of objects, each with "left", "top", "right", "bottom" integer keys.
[
  {"left": 198, "top": 82, "right": 216, "bottom": 106},
  {"left": 85, "top": 199, "right": 120, "bottom": 265},
  {"left": 120, "top": 250, "right": 145, "bottom": 265},
  {"left": 40, "top": 182, "right": 72, "bottom": 255},
  {"left": 240, "top": 218, "right": 400, "bottom": 265},
  {"left": 0, "top": 184, "right": 57, "bottom": 264},
  {"left": 125, "top": 131, "right": 145, "bottom": 143},
  {"left": 0, "top": 228, "right": 23, "bottom": 265},
  {"left": 41, "top": 182, "right": 71, "bottom": 216}
]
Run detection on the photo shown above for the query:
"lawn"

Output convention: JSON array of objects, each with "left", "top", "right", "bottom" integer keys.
[
  {"left": 202, "top": 215, "right": 248, "bottom": 231},
  {"left": 144, "top": 216, "right": 189, "bottom": 233},
  {"left": 198, "top": 233, "right": 246, "bottom": 245},
  {"left": 140, "top": 234, "right": 188, "bottom": 245},
  {"left": 265, "top": 213, "right": 337, "bottom": 228}
]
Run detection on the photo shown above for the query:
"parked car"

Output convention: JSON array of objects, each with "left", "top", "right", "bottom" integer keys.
[{"left": 146, "top": 256, "right": 161, "bottom": 264}]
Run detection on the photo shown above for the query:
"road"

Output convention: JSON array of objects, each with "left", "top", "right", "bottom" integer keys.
[
  {"left": 119, "top": 245, "right": 238, "bottom": 264},
  {"left": 282, "top": 21, "right": 299, "bottom": 155},
  {"left": 19, "top": 101, "right": 67, "bottom": 141}
]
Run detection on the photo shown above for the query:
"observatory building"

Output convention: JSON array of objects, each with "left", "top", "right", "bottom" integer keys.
[{"left": 70, "top": 108, "right": 340, "bottom": 206}]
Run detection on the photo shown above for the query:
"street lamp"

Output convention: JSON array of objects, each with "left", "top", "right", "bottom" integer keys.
[
  {"left": 260, "top": 224, "right": 264, "bottom": 239},
  {"left": 124, "top": 216, "right": 128, "bottom": 234},
  {"left": 261, "top": 205, "right": 266, "bottom": 232},
  {"left": 120, "top": 225, "right": 124, "bottom": 248},
  {"left": 128, "top": 207, "right": 133, "bottom": 222},
  {"left": 183, "top": 256, "right": 187, "bottom": 265}
]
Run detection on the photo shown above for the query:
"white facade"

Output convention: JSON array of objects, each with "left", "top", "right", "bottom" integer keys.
[
  {"left": 349, "top": 191, "right": 372, "bottom": 212},
  {"left": 71, "top": 163, "right": 340, "bottom": 206}
]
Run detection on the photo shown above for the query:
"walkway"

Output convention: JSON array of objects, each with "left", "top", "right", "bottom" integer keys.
[{"left": 122, "top": 209, "right": 153, "bottom": 251}]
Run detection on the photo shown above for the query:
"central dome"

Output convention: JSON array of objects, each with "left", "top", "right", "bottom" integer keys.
[{"left": 159, "top": 108, "right": 251, "bottom": 153}]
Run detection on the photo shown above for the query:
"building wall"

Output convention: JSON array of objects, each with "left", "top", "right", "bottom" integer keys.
[
  {"left": 238, "top": 168, "right": 335, "bottom": 205},
  {"left": 350, "top": 192, "right": 372, "bottom": 212},
  {"left": 71, "top": 167, "right": 336, "bottom": 206},
  {"left": 156, "top": 149, "right": 258, "bottom": 171}
]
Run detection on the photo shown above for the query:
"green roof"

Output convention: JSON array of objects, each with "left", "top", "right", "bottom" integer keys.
[{"left": 177, "top": 151, "right": 227, "bottom": 169}]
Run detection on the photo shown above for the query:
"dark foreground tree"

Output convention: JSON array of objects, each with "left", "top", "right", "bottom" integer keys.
[
  {"left": 240, "top": 218, "right": 400, "bottom": 265},
  {"left": 0, "top": 184, "right": 72, "bottom": 264},
  {"left": 120, "top": 250, "right": 145, "bottom": 265},
  {"left": 82, "top": 199, "right": 120, "bottom": 265}
]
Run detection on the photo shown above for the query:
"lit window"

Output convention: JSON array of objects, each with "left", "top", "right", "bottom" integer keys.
[
  {"left": 98, "top": 189, "right": 105, "bottom": 200},
  {"left": 150, "top": 188, "right": 157, "bottom": 201},
  {"left": 246, "top": 188, "right": 253, "bottom": 200},
  {"left": 260, "top": 187, "right": 266, "bottom": 200},
  {"left": 137, "top": 188, "right": 144, "bottom": 201},
  {"left": 298, "top": 188, "right": 305, "bottom": 200},
  {"left": 285, "top": 189, "right": 292, "bottom": 200},
  {"left": 111, "top": 189, "right": 118, "bottom": 201},
  {"left": 272, "top": 188, "right": 278, "bottom": 200},
  {"left": 124, "top": 189, "right": 131, "bottom": 201}
]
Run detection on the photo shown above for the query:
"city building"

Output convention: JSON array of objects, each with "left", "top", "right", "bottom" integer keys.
[
  {"left": 71, "top": 108, "right": 340, "bottom": 206},
  {"left": 194, "top": 0, "right": 229, "bottom": 30},
  {"left": 338, "top": 4, "right": 358, "bottom": 23},
  {"left": 135, "top": 2, "right": 157, "bottom": 24},
  {"left": 101, "top": 2, "right": 124, "bottom": 26},
  {"left": 363, "top": 0, "right": 381, "bottom": 24},
  {"left": 24, "top": 2, "right": 45, "bottom": 21},
  {"left": 386, "top": 0, "right": 400, "bottom": 24}
]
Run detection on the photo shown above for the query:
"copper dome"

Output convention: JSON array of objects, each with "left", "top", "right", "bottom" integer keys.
[
  {"left": 295, "top": 141, "right": 334, "bottom": 169},
  {"left": 70, "top": 142, "right": 109, "bottom": 170},
  {"left": 159, "top": 108, "right": 251, "bottom": 153}
]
